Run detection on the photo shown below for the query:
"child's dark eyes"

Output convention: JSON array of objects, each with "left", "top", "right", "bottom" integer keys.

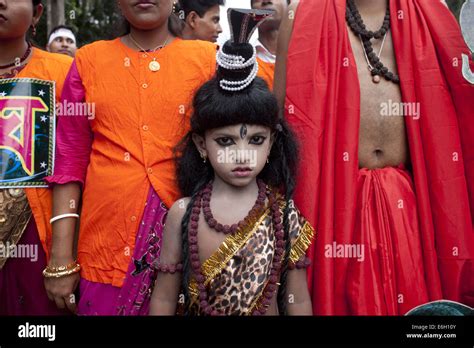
[
  {"left": 249, "top": 136, "right": 266, "bottom": 145},
  {"left": 214, "top": 136, "right": 267, "bottom": 146},
  {"left": 215, "top": 137, "right": 235, "bottom": 146}
]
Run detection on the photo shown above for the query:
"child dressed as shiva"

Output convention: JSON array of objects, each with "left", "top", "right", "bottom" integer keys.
[{"left": 150, "top": 8, "right": 314, "bottom": 316}]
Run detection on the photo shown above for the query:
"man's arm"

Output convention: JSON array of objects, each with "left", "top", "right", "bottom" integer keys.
[{"left": 274, "top": 0, "right": 299, "bottom": 114}]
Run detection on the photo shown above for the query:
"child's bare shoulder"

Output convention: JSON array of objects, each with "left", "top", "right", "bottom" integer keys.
[
  {"left": 167, "top": 197, "right": 192, "bottom": 224},
  {"left": 162, "top": 198, "right": 192, "bottom": 246}
]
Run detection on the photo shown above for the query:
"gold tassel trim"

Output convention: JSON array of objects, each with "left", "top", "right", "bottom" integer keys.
[
  {"left": 188, "top": 193, "right": 315, "bottom": 312},
  {"left": 247, "top": 221, "right": 314, "bottom": 314},
  {"left": 289, "top": 221, "right": 315, "bottom": 263},
  {"left": 189, "top": 206, "right": 273, "bottom": 301}
]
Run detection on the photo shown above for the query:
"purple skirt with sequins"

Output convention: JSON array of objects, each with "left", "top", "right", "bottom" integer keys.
[{"left": 77, "top": 188, "right": 167, "bottom": 316}]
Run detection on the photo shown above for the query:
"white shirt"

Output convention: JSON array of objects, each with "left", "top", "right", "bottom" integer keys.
[{"left": 253, "top": 39, "right": 276, "bottom": 64}]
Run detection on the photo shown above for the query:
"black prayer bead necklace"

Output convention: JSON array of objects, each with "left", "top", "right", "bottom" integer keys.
[{"left": 346, "top": 0, "right": 400, "bottom": 84}]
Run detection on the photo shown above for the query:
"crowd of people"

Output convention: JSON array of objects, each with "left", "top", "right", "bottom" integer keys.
[{"left": 0, "top": 0, "right": 472, "bottom": 316}]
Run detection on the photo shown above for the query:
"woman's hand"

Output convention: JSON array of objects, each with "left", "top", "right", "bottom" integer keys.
[
  {"left": 46, "top": 183, "right": 82, "bottom": 313},
  {"left": 44, "top": 257, "right": 81, "bottom": 313}
]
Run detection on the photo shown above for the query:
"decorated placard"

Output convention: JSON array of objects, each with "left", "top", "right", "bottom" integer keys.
[{"left": 0, "top": 78, "right": 55, "bottom": 188}]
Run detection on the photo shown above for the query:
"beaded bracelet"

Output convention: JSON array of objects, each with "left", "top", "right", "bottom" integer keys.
[
  {"left": 288, "top": 256, "right": 311, "bottom": 270},
  {"left": 153, "top": 262, "right": 183, "bottom": 274}
]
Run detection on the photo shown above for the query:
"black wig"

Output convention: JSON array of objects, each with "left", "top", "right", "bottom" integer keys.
[{"left": 176, "top": 76, "right": 298, "bottom": 198}]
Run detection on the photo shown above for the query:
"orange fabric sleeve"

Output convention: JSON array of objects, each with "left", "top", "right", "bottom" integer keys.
[{"left": 21, "top": 49, "right": 73, "bottom": 260}]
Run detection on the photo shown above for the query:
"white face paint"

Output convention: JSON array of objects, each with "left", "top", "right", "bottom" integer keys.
[{"left": 462, "top": 54, "right": 474, "bottom": 84}]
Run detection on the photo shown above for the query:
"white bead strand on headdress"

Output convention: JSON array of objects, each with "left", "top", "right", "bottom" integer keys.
[{"left": 216, "top": 44, "right": 259, "bottom": 92}]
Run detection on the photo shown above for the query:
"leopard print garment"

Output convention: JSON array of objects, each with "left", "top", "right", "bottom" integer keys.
[{"left": 189, "top": 199, "right": 314, "bottom": 315}]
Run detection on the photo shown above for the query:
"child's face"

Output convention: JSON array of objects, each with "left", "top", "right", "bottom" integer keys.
[
  {"left": 193, "top": 124, "right": 274, "bottom": 188},
  {"left": 0, "top": 0, "right": 41, "bottom": 40},
  {"left": 118, "top": 0, "right": 173, "bottom": 31}
]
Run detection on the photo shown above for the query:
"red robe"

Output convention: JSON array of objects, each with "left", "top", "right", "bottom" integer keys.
[{"left": 286, "top": 0, "right": 474, "bottom": 315}]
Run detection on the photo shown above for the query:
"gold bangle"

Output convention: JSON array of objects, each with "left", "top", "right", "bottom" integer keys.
[
  {"left": 44, "top": 260, "right": 78, "bottom": 273},
  {"left": 43, "top": 264, "right": 81, "bottom": 278}
]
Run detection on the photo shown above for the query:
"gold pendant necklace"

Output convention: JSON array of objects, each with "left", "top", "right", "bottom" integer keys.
[
  {"left": 129, "top": 34, "right": 169, "bottom": 72},
  {"left": 149, "top": 58, "right": 160, "bottom": 72}
]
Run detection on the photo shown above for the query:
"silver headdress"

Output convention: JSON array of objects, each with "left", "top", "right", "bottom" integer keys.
[{"left": 216, "top": 8, "right": 274, "bottom": 92}]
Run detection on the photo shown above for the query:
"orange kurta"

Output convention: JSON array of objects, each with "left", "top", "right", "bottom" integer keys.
[
  {"left": 52, "top": 38, "right": 216, "bottom": 287},
  {"left": 16, "top": 49, "right": 73, "bottom": 258},
  {"left": 257, "top": 57, "right": 275, "bottom": 90}
]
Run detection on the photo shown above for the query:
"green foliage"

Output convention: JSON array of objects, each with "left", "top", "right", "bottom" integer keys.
[
  {"left": 35, "top": 0, "right": 122, "bottom": 49},
  {"left": 64, "top": 0, "right": 122, "bottom": 46}
]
